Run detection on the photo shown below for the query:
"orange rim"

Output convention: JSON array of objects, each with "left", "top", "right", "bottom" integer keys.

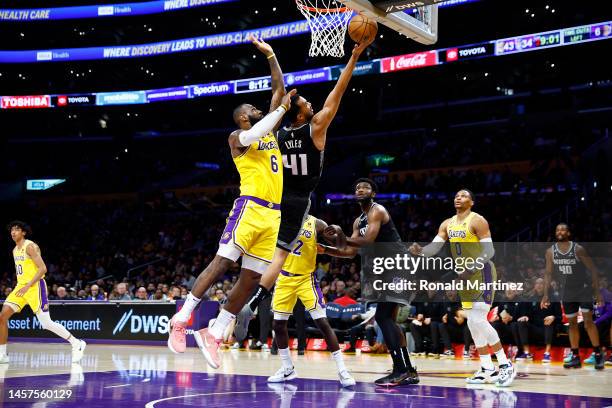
[{"left": 296, "top": 0, "right": 350, "bottom": 13}]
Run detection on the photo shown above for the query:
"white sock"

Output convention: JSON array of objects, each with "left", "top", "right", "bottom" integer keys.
[
  {"left": 479, "top": 353, "right": 495, "bottom": 371},
  {"left": 495, "top": 348, "right": 509, "bottom": 365},
  {"left": 175, "top": 293, "right": 201, "bottom": 322},
  {"left": 67, "top": 335, "right": 80, "bottom": 347},
  {"left": 279, "top": 348, "right": 293, "bottom": 369},
  {"left": 209, "top": 309, "right": 235, "bottom": 340},
  {"left": 331, "top": 350, "right": 347, "bottom": 372},
  {"left": 0, "top": 344, "right": 6, "bottom": 355},
  {"left": 37, "top": 312, "right": 78, "bottom": 345}
]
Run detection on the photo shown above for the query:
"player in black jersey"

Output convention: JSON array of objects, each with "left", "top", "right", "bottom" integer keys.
[
  {"left": 541, "top": 223, "right": 605, "bottom": 369},
  {"left": 323, "top": 178, "right": 419, "bottom": 387},
  {"left": 232, "top": 40, "right": 372, "bottom": 332}
]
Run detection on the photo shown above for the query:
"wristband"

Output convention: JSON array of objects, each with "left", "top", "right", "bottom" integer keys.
[
  {"left": 267, "top": 53, "right": 276, "bottom": 59},
  {"left": 279, "top": 104, "right": 288, "bottom": 112}
]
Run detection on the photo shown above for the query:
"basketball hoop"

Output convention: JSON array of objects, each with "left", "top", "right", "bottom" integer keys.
[{"left": 295, "top": 0, "right": 354, "bottom": 57}]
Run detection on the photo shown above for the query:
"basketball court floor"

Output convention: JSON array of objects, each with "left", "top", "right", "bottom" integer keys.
[{"left": 1, "top": 342, "right": 610, "bottom": 407}]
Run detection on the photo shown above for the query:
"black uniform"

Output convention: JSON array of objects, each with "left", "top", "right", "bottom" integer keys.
[
  {"left": 552, "top": 241, "right": 592, "bottom": 315},
  {"left": 357, "top": 203, "right": 402, "bottom": 243},
  {"left": 359, "top": 202, "right": 416, "bottom": 376},
  {"left": 276, "top": 123, "right": 324, "bottom": 251}
]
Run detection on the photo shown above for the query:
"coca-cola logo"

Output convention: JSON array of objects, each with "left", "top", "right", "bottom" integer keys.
[
  {"left": 382, "top": 51, "right": 437, "bottom": 73},
  {"left": 395, "top": 53, "right": 427, "bottom": 68}
]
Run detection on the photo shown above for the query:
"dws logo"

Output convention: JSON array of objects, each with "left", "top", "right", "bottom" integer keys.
[{"left": 113, "top": 309, "right": 170, "bottom": 335}]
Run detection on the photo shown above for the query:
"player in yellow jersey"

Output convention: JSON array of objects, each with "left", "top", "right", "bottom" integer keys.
[
  {"left": 167, "top": 35, "right": 294, "bottom": 364},
  {"left": 409, "top": 189, "right": 516, "bottom": 387},
  {"left": 265, "top": 215, "right": 355, "bottom": 387},
  {"left": 0, "top": 221, "right": 86, "bottom": 364}
]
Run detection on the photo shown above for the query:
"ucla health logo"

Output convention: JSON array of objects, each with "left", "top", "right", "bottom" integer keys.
[{"left": 113, "top": 309, "right": 170, "bottom": 335}]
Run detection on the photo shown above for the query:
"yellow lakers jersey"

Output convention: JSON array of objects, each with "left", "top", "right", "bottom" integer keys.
[
  {"left": 13, "top": 239, "right": 41, "bottom": 285},
  {"left": 447, "top": 212, "right": 482, "bottom": 260},
  {"left": 283, "top": 215, "right": 317, "bottom": 275},
  {"left": 234, "top": 131, "right": 283, "bottom": 204}
]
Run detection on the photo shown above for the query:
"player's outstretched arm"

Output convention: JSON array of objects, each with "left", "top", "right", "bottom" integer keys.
[
  {"left": 249, "top": 34, "right": 286, "bottom": 114},
  {"left": 576, "top": 245, "right": 604, "bottom": 307},
  {"left": 310, "top": 42, "right": 369, "bottom": 149},
  {"left": 231, "top": 89, "right": 296, "bottom": 148},
  {"left": 410, "top": 219, "right": 449, "bottom": 257}
]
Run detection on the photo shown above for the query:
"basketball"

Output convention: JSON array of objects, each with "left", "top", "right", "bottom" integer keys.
[{"left": 348, "top": 14, "right": 378, "bottom": 44}]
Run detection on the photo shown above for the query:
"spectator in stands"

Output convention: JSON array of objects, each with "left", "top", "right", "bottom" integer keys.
[
  {"left": 110, "top": 283, "right": 132, "bottom": 301},
  {"left": 330, "top": 281, "right": 347, "bottom": 302},
  {"left": 492, "top": 288, "right": 522, "bottom": 345},
  {"left": 213, "top": 289, "right": 226, "bottom": 303},
  {"left": 410, "top": 292, "right": 437, "bottom": 356},
  {"left": 87, "top": 284, "right": 105, "bottom": 301},
  {"left": 50, "top": 286, "right": 74, "bottom": 301},
  {"left": 167, "top": 286, "right": 181, "bottom": 302},
  {"left": 441, "top": 290, "right": 473, "bottom": 358},
  {"left": 334, "top": 287, "right": 358, "bottom": 307},
  {"left": 152, "top": 289, "right": 165, "bottom": 301},
  {"left": 1, "top": 287, "right": 11, "bottom": 300},
  {"left": 135, "top": 287, "right": 148, "bottom": 301},
  {"left": 512, "top": 278, "right": 562, "bottom": 363},
  {"left": 77, "top": 289, "right": 87, "bottom": 300}
]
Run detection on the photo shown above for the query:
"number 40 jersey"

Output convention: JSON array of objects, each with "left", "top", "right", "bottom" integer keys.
[{"left": 277, "top": 123, "right": 324, "bottom": 194}]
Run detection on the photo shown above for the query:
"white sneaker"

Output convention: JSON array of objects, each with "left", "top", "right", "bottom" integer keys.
[
  {"left": 0, "top": 354, "right": 9, "bottom": 364},
  {"left": 338, "top": 369, "right": 356, "bottom": 387},
  {"left": 71, "top": 340, "right": 86, "bottom": 363},
  {"left": 262, "top": 344, "right": 270, "bottom": 352},
  {"left": 466, "top": 367, "right": 499, "bottom": 384},
  {"left": 496, "top": 363, "right": 517, "bottom": 387},
  {"left": 267, "top": 366, "right": 297, "bottom": 383},
  {"left": 231, "top": 342, "right": 240, "bottom": 349}
]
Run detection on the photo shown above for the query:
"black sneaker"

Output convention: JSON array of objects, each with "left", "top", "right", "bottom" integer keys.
[
  {"left": 298, "top": 349, "right": 305, "bottom": 356},
  {"left": 250, "top": 341, "right": 263, "bottom": 350},
  {"left": 563, "top": 354, "right": 582, "bottom": 369},
  {"left": 375, "top": 368, "right": 419, "bottom": 387},
  {"left": 594, "top": 353, "right": 605, "bottom": 370},
  {"left": 400, "top": 368, "right": 420, "bottom": 385}
]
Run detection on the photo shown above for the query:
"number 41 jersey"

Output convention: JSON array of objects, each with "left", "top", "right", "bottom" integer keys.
[{"left": 277, "top": 123, "right": 324, "bottom": 193}]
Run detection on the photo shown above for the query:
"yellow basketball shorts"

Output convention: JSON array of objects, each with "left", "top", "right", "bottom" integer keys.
[
  {"left": 217, "top": 195, "right": 281, "bottom": 274},
  {"left": 5, "top": 280, "right": 49, "bottom": 314},
  {"left": 460, "top": 262, "right": 497, "bottom": 310},
  {"left": 272, "top": 271, "right": 326, "bottom": 320}
]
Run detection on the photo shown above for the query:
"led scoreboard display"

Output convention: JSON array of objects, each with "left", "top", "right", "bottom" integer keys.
[
  {"left": 496, "top": 30, "right": 562, "bottom": 55},
  {"left": 564, "top": 22, "right": 611, "bottom": 43}
]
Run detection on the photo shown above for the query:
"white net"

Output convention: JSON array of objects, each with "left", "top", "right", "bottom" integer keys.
[
  {"left": 411, "top": 6, "right": 435, "bottom": 34},
  {"left": 295, "top": 0, "right": 354, "bottom": 57}
]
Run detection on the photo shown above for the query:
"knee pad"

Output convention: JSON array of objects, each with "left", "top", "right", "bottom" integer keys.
[{"left": 466, "top": 308, "right": 494, "bottom": 347}]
